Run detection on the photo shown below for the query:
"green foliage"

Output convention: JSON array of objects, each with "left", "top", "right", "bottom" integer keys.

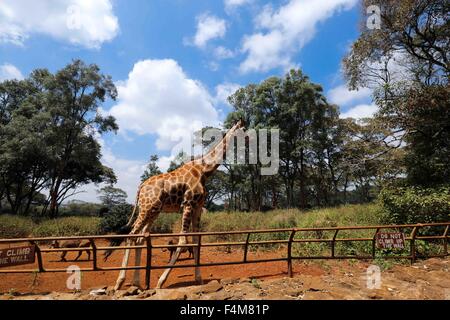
[
  {"left": 0, "top": 60, "right": 118, "bottom": 217},
  {"left": 167, "top": 151, "right": 187, "bottom": 173},
  {"left": 150, "top": 213, "right": 179, "bottom": 233},
  {"left": 141, "top": 154, "right": 162, "bottom": 181},
  {"left": 99, "top": 203, "right": 133, "bottom": 234},
  {"left": 0, "top": 215, "right": 33, "bottom": 238},
  {"left": 58, "top": 201, "right": 103, "bottom": 216},
  {"left": 401, "top": 86, "right": 450, "bottom": 186},
  {"left": 32, "top": 217, "right": 101, "bottom": 237},
  {"left": 202, "top": 203, "right": 383, "bottom": 248},
  {"left": 0, "top": 214, "right": 100, "bottom": 238},
  {"left": 379, "top": 186, "right": 450, "bottom": 225},
  {"left": 343, "top": 0, "right": 449, "bottom": 190},
  {"left": 97, "top": 185, "right": 128, "bottom": 207}
]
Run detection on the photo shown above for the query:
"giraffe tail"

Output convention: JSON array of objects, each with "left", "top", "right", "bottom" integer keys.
[
  {"left": 103, "top": 224, "right": 133, "bottom": 261},
  {"left": 103, "top": 187, "right": 142, "bottom": 261}
]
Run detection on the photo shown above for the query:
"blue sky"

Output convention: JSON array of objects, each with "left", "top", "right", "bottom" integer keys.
[{"left": 0, "top": 0, "right": 375, "bottom": 202}]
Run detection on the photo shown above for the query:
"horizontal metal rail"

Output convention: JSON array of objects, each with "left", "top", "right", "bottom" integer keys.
[{"left": 0, "top": 222, "right": 449, "bottom": 289}]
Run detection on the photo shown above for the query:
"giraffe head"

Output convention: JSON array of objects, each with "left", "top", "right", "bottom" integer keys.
[{"left": 198, "top": 120, "right": 245, "bottom": 175}]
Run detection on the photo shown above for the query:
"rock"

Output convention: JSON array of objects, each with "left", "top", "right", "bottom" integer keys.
[
  {"left": 303, "top": 291, "right": 334, "bottom": 300},
  {"left": 193, "top": 280, "right": 223, "bottom": 295},
  {"left": 114, "top": 290, "right": 128, "bottom": 298},
  {"left": 285, "top": 289, "right": 303, "bottom": 297},
  {"left": 165, "top": 291, "right": 187, "bottom": 300},
  {"left": 367, "top": 290, "right": 385, "bottom": 300},
  {"left": 221, "top": 278, "right": 239, "bottom": 285},
  {"left": 136, "top": 289, "right": 156, "bottom": 299},
  {"left": 239, "top": 278, "right": 251, "bottom": 284},
  {"left": 126, "top": 286, "right": 140, "bottom": 296},
  {"left": 89, "top": 288, "right": 107, "bottom": 296},
  {"left": 105, "top": 286, "right": 116, "bottom": 296},
  {"left": 204, "top": 280, "right": 223, "bottom": 293},
  {"left": 89, "top": 294, "right": 111, "bottom": 300}
]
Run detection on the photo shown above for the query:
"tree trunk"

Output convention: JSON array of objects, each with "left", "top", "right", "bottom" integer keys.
[
  {"left": 299, "top": 149, "right": 307, "bottom": 209},
  {"left": 49, "top": 178, "right": 62, "bottom": 218}
]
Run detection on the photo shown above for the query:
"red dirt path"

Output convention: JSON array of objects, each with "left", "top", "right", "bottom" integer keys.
[{"left": 0, "top": 239, "right": 329, "bottom": 294}]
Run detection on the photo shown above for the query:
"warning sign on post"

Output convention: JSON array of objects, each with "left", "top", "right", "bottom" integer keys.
[
  {"left": 0, "top": 245, "right": 36, "bottom": 267},
  {"left": 376, "top": 232, "right": 405, "bottom": 249}
]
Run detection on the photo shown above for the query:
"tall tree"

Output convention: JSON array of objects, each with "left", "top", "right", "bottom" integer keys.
[
  {"left": 141, "top": 154, "right": 162, "bottom": 181},
  {"left": 97, "top": 185, "right": 128, "bottom": 207},
  {"left": 0, "top": 78, "right": 50, "bottom": 214},
  {"left": 343, "top": 0, "right": 449, "bottom": 188},
  {"left": 167, "top": 151, "right": 187, "bottom": 173},
  {"left": 41, "top": 60, "right": 118, "bottom": 217},
  {"left": 226, "top": 69, "right": 342, "bottom": 209}
]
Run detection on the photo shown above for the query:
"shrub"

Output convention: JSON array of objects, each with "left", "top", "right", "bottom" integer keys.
[
  {"left": 0, "top": 215, "right": 33, "bottom": 238},
  {"left": 379, "top": 186, "right": 450, "bottom": 225},
  {"left": 150, "top": 213, "right": 179, "bottom": 233},
  {"left": 99, "top": 204, "right": 133, "bottom": 234},
  {"left": 32, "top": 217, "right": 101, "bottom": 237},
  {"left": 58, "top": 202, "right": 103, "bottom": 216}
]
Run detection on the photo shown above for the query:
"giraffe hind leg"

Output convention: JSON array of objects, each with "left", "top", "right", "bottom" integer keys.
[
  {"left": 156, "top": 202, "right": 193, "bottom": 289},
  {"left": 114, "top": 206, "right": 158, "bottom": 291}
]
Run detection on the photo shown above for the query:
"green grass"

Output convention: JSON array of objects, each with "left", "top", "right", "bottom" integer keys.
[
  {"left": 0, "top": 215, "right": 34, "bottom": 238},
  {"left": 0, "top": 215, "right": 101, "bottom": 238},
  {"left": 0, "top": 203, "right": 381, "bottom": 239},
  {"left": 0, "top": 203, "right": 445, "bottom": 262},
  {"left": 32, "top": 217, "right": 101, "bottom": 237},
  {"left": 200, "top": 203, "right": 383, "bottom": 247}
]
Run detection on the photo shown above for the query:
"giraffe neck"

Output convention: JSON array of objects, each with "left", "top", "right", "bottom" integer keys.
[{"left": 200, "top": 121, "right": 242, "bottom": 174}]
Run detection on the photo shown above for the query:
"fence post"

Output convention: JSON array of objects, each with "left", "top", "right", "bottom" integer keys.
[
  {"left": 331, "top": 229, "right": 339, "bottom": 258},
  {"left": 89, "top": 238, "right": 97, "bottom": 271},
  {"left": 287, "top": 230, "right": 296, "bottom": 278},
  {"left": 443, "top": 225, "right": 449, "bottom": 256},
  {"left": 410, "top": 226, "right": 418, "bottom": 264},
  {"left": 144, "top": 233, "right": 152, "bottom": 290},
  {"left": 243, "top": 233, "right": 251, "bottom": 263},
  {"left": 195, "top": 235, "right": 202, "bottom": 268},
  {"left": 30, "top": 241, "right": 44, "bottom": 272},
  {"left": 372, "top": 228, "right": 380, "bottom": 259}
]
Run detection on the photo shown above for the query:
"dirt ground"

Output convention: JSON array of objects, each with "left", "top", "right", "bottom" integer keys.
[
  {"left": 0, "top": 239, "right": 317, "bottom": 293},
  {"left": 0, "top": 240, "right": 449, "bottom": 299}
]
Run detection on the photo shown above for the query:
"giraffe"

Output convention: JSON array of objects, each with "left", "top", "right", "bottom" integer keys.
[{"left": 109, "top": 120, "right": 244, "bottom": 290}]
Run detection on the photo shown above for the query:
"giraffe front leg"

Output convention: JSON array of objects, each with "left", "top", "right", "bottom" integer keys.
[
  {"left": 132, "top": 224, "right": 152, "bottom": 288},
  {"left": 132, "top": 237, "right": 143, "bottom": 288},
  {"left": 114, "top": 239, "right": 133, "bottom": 291},
  {"left": 156, "top": 202, "right": 192, "bottom": 289},
  {"left": 192, "top": 204, "right": 203, "bottom": 285}
]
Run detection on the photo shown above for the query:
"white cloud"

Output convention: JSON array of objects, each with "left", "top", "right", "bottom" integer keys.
[
  {"left": 224, "top": 0, "right": 252, "bottom": 12},
  {"left": 191, "top": 13, "right": 227, "bottom": 48},
  {"left": 109, "top": 59, "right": 220, "bottom": 154},
  {"left": 340, "top": 103, "right": 378, "bottom": 119},
  {"left": 214, "top": 46, "right": 235, "bottom": 59},
  {"left": 75, "top": 136, "right": 146, "bottom": 203},
  {"left": 214, "top": 82, "right": 241, "bottom": 106},
  {"left": 79, "top": 59, "right": 223, "bottom": 202},
  {"left": 0, "top": 0, "right": 119, "bottom": 49},
  {"left": 0, "top": 63, "right": 24, "bottom": 81},
  {"left": 208, "top": 61, "right": 220, "bottom": 71},
  {"left": 239, "top": 0, "right": 358, "bottom": 73},
  {"left": 327, "top": 85, "right": 372, "bottom": 106}
]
